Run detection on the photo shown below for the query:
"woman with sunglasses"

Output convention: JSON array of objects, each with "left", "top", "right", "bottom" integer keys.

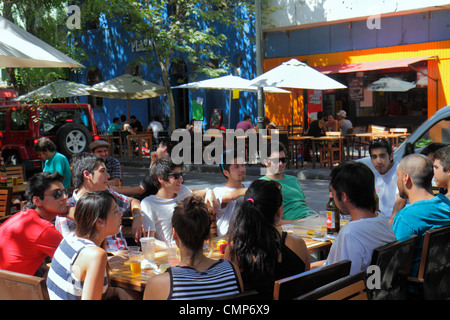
[
  {"left": 47, "top": 191, "right": 136, "bottom": 300},
  {"left": 225, "top": 179, "right": 310, "bottom": 298},
  {"left": 261, "top": 142, "right": 315, "bottom": 223}
]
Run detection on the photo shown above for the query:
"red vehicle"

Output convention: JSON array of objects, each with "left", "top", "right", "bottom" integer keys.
[{"left": 0, "top": 103, "right": 98, "bottom": 178}]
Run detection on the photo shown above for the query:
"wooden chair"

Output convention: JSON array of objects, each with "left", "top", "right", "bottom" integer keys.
[
  {"left": 319, "top": 131, "right": 342, "bottom": 168},
  {"left": 273, "top": 260, "right": 351, "bottom": 300},
  {"left": 389, "top": 128, "right": 408, "bottom": 134},
  {"left": 0, "top": 269, "right": 49, "bottom": 300},
  {"left": 0, "top": 186, "right": 13, "bottom": 223},
  {"left": 288, "top": 125, "right": 303, "bottom": 136},
  {"left": 408, "top": 225, "right": 450, "bottom": 300},
  {"left": 5, "top": 165, "right": 25, "bottom": 185},
  {"left": 368, "top": 235, "right": 417, "bottom": 300},
  {"left": 296, "top": 271, "right": 368, "bottom": 300},
  {"left": 214, "top": 290, "right": 262, "bottom": 300}
]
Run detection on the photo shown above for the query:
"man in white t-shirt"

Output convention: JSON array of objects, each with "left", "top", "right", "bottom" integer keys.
[
  {"left": 146, "top": 116, "right": 164, "bottom": 141},
  {"left": 213, "top": 150, "right": 248, "bottom": 236},
  {"left": 312, "top": 162, "right": 396, "bottom": 275},
  {"left": 368, "top": 138, "right": 406, "bottom": 219},
  {"left": 141, "top": 157, "right": 217, "bottom": 242}
]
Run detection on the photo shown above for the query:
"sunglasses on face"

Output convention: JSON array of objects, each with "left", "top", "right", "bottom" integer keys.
[
  {"left": 45, "top": 189, "right": 68, "bottom": 200},
  {"left": 168, "top": 172, "right": 185, "bottom": 180},
  {"left": 270, "top": 157, "right": 288, "bottom": 164}
]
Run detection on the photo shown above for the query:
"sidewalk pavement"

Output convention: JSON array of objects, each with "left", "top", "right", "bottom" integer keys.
[{"left": 117, "top": 156, "right": 332, "bottom": 180}]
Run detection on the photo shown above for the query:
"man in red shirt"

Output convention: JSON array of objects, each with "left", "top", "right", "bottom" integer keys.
[{"left": 0, "top": 172, "right": 69, "bottom": 276}]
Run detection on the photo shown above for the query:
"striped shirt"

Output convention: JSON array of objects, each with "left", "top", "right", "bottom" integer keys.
[
  {"left": 168, "top": 259, "right": 241, "bottom": 300},
  {"left": 46, "top": 233, "right": 108, "bottom": 300},
  {"left": 55, "top": 188, "right": 128, "bottom": 251}
]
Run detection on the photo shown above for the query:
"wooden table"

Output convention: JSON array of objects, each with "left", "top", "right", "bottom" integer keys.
[
  {"left": 11, "top": 183, "right": 27, "bottom": 197},
  {"left": 311, "top": 136, "right": 344, "bottom": 169},
  {"left": 109, "top": 228, "right": 332, "bottom": 293},
  {"left": 347, "top": 132, "right": 410, "bottom": 159},
  {"left": 126, "top": 134, "right": 153, "bottom": 160}
]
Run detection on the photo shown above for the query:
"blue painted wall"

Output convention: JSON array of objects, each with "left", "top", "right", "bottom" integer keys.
[
  {"left": 265, "top": 10, "right": 450, "bottom": 58},
  {"left": 70, "top": 7, "right": 257, "bottom": 132}
]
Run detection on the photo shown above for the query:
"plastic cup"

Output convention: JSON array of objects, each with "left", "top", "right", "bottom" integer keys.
[
  {"left": 128, "top": 246, "right": 140, "bottom": 252},
  {"left": 128, "top": 251, "right": 142, "bottom": 276},
  {"left": 140, "top": 237, "right": 155, "bottom": 262}
]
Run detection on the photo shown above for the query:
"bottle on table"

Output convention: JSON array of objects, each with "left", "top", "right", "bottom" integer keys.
[
  {"left": 326, "top": 192, "right": 340, "bottom": 235},
  {"left": 0, "top": 158, "right": 7, "bottom": 187}
]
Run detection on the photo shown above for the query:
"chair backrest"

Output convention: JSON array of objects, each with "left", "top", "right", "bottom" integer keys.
[
  {"left": 369, "top": 235, "right": 417, "bottom": 300},
  {"left": 369, "top": 125, "right": 387, "bottom": 133},
  {"left": 325, "top": 131, "right": 342, "bottom": 137},
  {"left": 296, "top": 271, "right": 368, "bottom": 300},
  {"left": 5, "top": 165, "right": 25, "bottom": 185},
  {"left": 0, "top": 186, "right": 12, "bottom": 218},
  {"left": 389, "top": 128, "right": 408, "bottom": 134},
  {"left": 273, "top": 260, "right": 351, "bottom": 300},
  {"left": 419, "top": 225, "right": 450, "bottom": 300},
  {"left": 0, "top": 269, "right": 49, "bottom": 300}
]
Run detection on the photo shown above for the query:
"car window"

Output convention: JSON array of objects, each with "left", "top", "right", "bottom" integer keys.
[
  {"left": 414, "top": 118, "right": 450, "bottom": 149},
  {"left": 0, "top": 110, "right": 6, "bottom": 131},
  {"left": 40, "top": 108, "right": 92, "bottom": 135},
  {"left": 10, "top": 109, "right": 29, "bottom": 131}
]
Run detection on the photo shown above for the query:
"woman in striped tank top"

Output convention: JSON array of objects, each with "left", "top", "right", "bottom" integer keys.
[
  {"left": 144, "top": 195, "right": 243, "bottom": 300},
  {"left": 47, "top": 191, "right": 135, "bottom": 300}
]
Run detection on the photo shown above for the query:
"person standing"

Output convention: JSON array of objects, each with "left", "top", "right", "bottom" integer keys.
[
  {"left": 33, "top": 137, "right": 71, "bottom": 188},
  {"left": 368, "top": 138, "right": 405, "bottom": 219}
]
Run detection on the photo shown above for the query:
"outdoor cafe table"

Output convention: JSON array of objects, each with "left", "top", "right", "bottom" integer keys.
[
  {"left": 347, "top": 132, "right": 410, "bottom": 158},
  {"left": 288, "top": 135, "right": 313, "bottom": 168},
  {"left": 109, "top": 216, "right": 332, "bottom": 293},
  {"left": 11, "top": 182, "right": 27, "bottom": 197}
]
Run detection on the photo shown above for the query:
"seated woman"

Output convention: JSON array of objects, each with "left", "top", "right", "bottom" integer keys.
[
  {"left": 47, "top": 191, "right": 136, "bottom": 300},
  {"left": 225, "top": 179, "right": 311, "bottom": 298},
  {"left": 143, "top": 195, "right": 243, "bottom": 300}
]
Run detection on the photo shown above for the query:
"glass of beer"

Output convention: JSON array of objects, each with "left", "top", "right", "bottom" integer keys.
[{"left": 128, "top": 251, "right": 142, "bottom": 276}]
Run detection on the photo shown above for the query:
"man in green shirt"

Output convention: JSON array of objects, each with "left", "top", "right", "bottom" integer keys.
[
  {"left": 33, "top": 137, "right": 71, "bottom": 188},
  {"left": 260, "top": 142, "right": 315, "bottom": 223}
]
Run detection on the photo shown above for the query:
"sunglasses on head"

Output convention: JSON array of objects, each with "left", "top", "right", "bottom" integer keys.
[
  {"left": 168, "top": 172, "right": 185, "bottom": 180},
  {"left": 46, "top": 189, "right": 68, "bottom": 200}
]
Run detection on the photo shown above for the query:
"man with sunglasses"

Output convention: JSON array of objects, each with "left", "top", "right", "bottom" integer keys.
[
  {"left": 0, "top": 172, "right": 69, "bottom": 276},
  {"left": 368, "top": 138, "right": 405, "bottom": 219},
  {"left": 260, "top": 142, "right": 315, "bottom": 223}
]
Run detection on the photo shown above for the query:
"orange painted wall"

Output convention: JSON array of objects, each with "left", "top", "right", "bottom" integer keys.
[{"left": 264, "top": 40, "right": 450, "bottom": 127}]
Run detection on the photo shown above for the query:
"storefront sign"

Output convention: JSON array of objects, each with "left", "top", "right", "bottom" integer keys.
[{"left": 349, "top": 73, "right": 364, "bottom": 101}]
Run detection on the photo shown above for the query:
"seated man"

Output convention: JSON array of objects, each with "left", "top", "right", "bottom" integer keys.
[
  {"left": 0, "top": 172, "right": 70, "bottom": 276},
  {"left": 393, "top": 154, "right": 450, "bottom": 278},
  {"left": 213, "top": 149, "right": 248, "bottom": 236},
  {"left": 33, "top": 137, "right": 71, "bottom": 188},
  {"left": 55, "top": 153, "right": 148, "bottom": 250},
  {"left": 141, "top": 157, "right": 216, "bottom": 243},
  {"left": 313, "top": 162, "right": 396, "bottom": 275},
  {"left": 90, "top": 140, "right": 122, "bottom": 186},
  {"left": 260, "top": 142, "right": 315, "bottom": 223}
]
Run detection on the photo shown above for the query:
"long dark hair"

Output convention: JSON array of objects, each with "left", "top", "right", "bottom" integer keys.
[
  {"left": 228, "top": 179, "right": 283, "bottom": 282},
  {"left": 74, "top": 191, "right": 117, "bottom": 240}
]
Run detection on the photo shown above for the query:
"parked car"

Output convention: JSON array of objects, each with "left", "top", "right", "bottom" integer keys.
[
  {"left": 0, "top": 103, "right": 98, "bottom": 178},
  {"left": 359, "top": 104, "right": 450, "bottom": 169}
]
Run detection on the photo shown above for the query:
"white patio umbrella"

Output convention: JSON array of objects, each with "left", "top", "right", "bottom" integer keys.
[
  {"left": 368, "top": 77, "right": 416, "bottom": 92},
  {"left": 0, "top": 16, "right": 84, "bottom": 68},
  {"left": 249, "top": 59, "right": 347, "bottom": 127},
  {"left": 172, "top": 75, "right": 289, "bottom": 129},
  {"left": 86, "top": 74, "right": 166, "bottom": 121},
  {"left": 13, "top": 80, "right": 91, "bottom": 102}
]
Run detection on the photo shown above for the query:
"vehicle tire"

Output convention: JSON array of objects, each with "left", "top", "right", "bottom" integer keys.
[{"left": 55, "top": 123, "right": 92, "bottom": 159}]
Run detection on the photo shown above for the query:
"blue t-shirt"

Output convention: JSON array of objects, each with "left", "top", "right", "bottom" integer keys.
[
  {"left": 43, "top": 152, "right": 71, "bottom": 188},
  {"left": 392, "top": 193, "right": 450, "bottom": 277}
]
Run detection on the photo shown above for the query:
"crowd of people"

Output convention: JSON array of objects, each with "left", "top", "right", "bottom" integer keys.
[{"left": 1, "top": 116, "right": 450, "bottom": 300}]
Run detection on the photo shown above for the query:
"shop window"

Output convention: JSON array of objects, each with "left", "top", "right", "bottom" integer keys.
[{"left": 87, "top": 67, "right": 103, "bottom": 108}]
